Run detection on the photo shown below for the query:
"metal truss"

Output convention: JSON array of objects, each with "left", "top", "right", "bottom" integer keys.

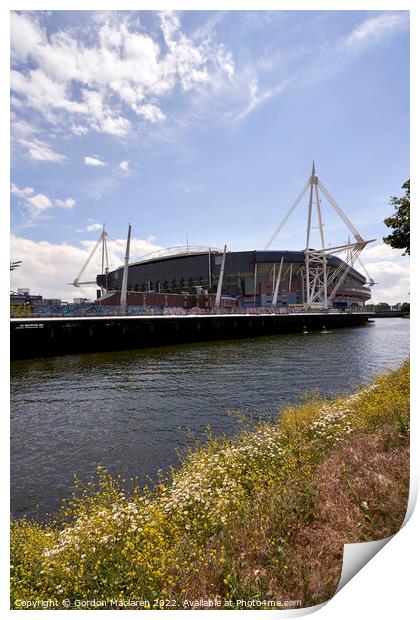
[
  {"left": 266, "top": 163, "right": 374, "bottom": 309},
  {"left": 305, "top": 250, "right": 328, "bottom": 307}
]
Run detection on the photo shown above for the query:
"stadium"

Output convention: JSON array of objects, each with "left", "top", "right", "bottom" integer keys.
[
  {"left": 92, "top": 166, "right": 375, "bottom": 311},
  {"left": 96, "top": 246, "right": 372, "bottom": 309}
]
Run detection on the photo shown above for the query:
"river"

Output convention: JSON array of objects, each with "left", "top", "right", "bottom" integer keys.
[{"left": 10, "top": 317, "right": 409, "bottom": 519}]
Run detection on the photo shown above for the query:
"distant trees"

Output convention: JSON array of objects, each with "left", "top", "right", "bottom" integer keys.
[
  {"left": 366, "top": 302, "right": 409, "bottom": 314},
  {"left": 401, "top": 302, "right": 410, "bottom": 315},
  {"left": 384, "top": 180, "right": 410, "bottom": 255}
]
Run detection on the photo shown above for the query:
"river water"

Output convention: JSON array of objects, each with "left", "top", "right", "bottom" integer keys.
[{"left": 10, "top": 317, "right": 409, "bottom": 519}]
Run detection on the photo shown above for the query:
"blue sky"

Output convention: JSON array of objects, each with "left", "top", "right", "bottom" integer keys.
[{"left": 10, "top": 10, "right": 410, "bottom": 302}]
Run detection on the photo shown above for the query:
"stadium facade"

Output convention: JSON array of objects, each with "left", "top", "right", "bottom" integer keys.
[{"left": 96, "top": 246, "right": 371, "bottom": 309}]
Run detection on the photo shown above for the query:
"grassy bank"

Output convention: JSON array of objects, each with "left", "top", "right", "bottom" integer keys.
[{"left": 11, "top": 362, "right": 409, "bottom": 610}]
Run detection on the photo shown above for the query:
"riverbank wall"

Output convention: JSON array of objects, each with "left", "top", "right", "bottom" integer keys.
[
  {"left": 371, "top": 311, "right": 405, "bottom": 318},
  {"left": 10, "top": 312, "right": 372, "bottom": 360}
]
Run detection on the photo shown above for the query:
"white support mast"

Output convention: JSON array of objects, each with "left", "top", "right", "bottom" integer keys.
[
  {"left": 215, "top": 244, "right": 227, "bottom": 308},
  {"left": 288, "top": 263, "right": 293, "bottom": 292},
  {"left": 272, "top": 257, "right": 284, "bottom": 308},
  {"left": 304, "top": 168, "right": 314, "bottom": 305},
  {"left": 208, "top": 248, "right": 212, "bottom": 289},
  {"left": 120, "top": 224, "right": 132, "bottom": 307},
  {"left": 305, "top": 163, "right": 328, "bottom": 309},
  {"left": 71, "top": 225, "right": 109, "bottom": 290},
  {"left": 357, "top": 256, "right": 376, "bottom": 288},
  {"left": 99, "top": 223, "right": 109, "bottom": 295},
  {"left": 265, "top": 179, "right": 311, "bottom": 250},
  {"left": 265, "top": 163, "right": 374, "bottom": 309},
  {"left": 253, "top": 261, "right": 258, "bottom": 307}
]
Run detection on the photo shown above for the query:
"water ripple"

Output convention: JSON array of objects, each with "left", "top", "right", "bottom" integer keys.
[{"left": 11, "top": 318, "right": 409, "bottom": 519}]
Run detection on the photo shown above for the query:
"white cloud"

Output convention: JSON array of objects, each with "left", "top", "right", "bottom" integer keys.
[
  {"left": 100, "top": 115, "right": 132, "bottom": 136},
  {"left": 361, "top": 243, "right": 410, "bottom": 304},
  {"left": 75, "top": 222, "right": 104, "bottom": 233},
  {"left": 342, "top": 12, "right": 409, "bottom": 51},
  {"left": 10, "top": 12, "right": 44, "bottom": 62},
  {"left": 11, "top": 115, "right": 66, "bottom": 162},
  {"left": 10, "top": 11, "right": 234, "bottom": 139},
  {"left": 227, "top": 11, "right": 409, "bottom": 124},
  {"left": 227, "top": 12, "right": 408, "bottom": 124},
  {"left": 10, "top": 182, "right": 34, "bottom": 198},
  {"left": 134, "top": 103, "right": 166, "bottom": 123},
  {"left": 71, "top": 125, "right": 89, "bottom": 136},
  {"left": 11, "top": 183, "right": 76, "bottom": 219},
  {"left": 10, "top": 233, "right": 163, "bottom": 301},
  {"left": 55, "top": 198, "right": 76, "bottom": 209},
  {"left": 84, "top": 156, "right": 107, "bottom": 167},
  {"left": 234, "top": 77, "right": 292, "bottom": 122},
  {"left": 19, "top": 137, "right": 66, "bottom": 162},
  {"left": 9, "top": 10, "right": 409, "bottom": 152},
  {"left": 119, "top": 160, "right": 130, "bottom": 172},
  {"left": 26, "top": 193, "right": 53, "bottom": 215}
]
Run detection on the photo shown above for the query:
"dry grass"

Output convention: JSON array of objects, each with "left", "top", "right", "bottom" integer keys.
[
  {"left": 281, "top": 424, "right": 409, "bottom": 604},
  {"left": 180, "top": 424, "right": 409, "bottom": 607}
]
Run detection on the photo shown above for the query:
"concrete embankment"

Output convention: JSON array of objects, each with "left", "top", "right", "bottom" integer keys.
[{"left": 10, "top": 312, "right": 372, "bottom": 360}]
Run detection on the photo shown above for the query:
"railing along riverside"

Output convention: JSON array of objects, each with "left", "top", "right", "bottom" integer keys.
[{"left": 11, "top": 304, "right": 369, "bottom": 319}]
